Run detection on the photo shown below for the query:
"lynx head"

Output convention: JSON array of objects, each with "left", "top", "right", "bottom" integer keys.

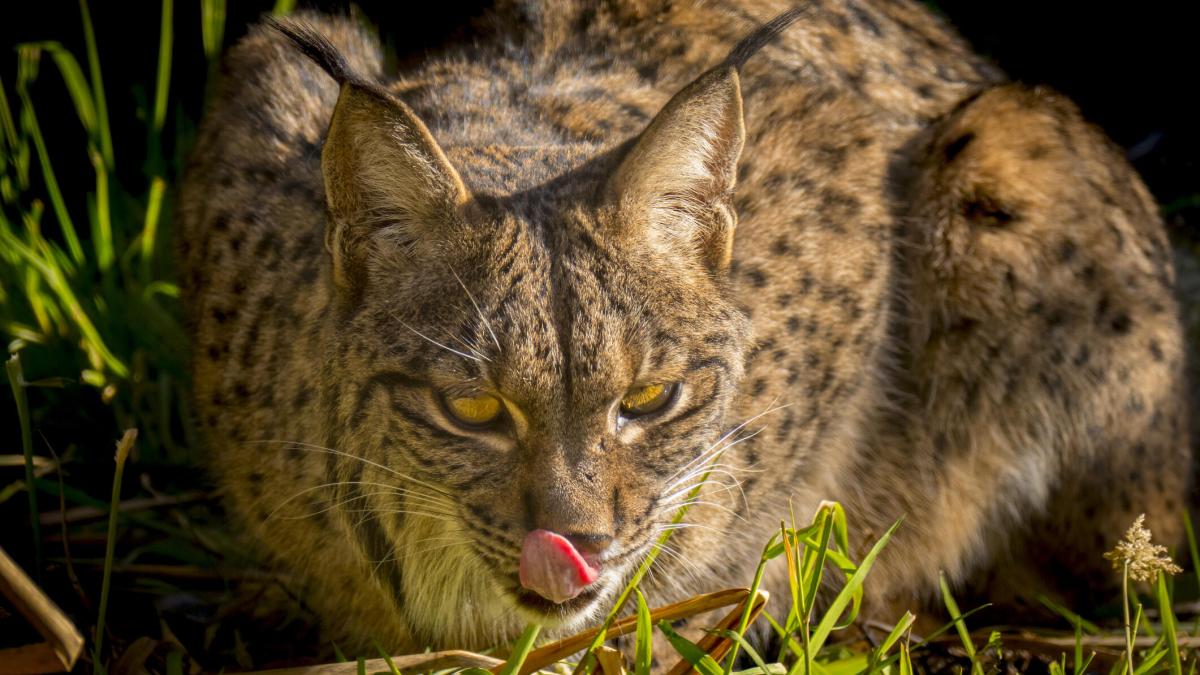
[{"left": 272, "top": 19, "right": 760, "bottom": 643}]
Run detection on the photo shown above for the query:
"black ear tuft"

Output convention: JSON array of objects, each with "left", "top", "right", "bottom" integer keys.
[
  {"left": 721, "top": 4, "right": 809, "bottom": 71},
  {"left": 266, "top": 16, "right": 355, "bottom": 85}
]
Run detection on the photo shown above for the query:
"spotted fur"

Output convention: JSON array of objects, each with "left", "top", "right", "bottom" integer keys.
[{"left": 178, "top": 0, "right": 1192, "bottom": 654}]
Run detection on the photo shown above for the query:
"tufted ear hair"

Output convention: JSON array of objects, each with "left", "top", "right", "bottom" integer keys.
[
  {"left": 604, "top": 6, "right": 808, "bottom": 272},
  {"left": 605, "top": 66, "right": 745, "bottom": 272},
  {"left": 271, "top": 19, "right": 469, "bottom": 299},
  {"left": 321, "top": 85, "right": 469, "bottom": 292}
]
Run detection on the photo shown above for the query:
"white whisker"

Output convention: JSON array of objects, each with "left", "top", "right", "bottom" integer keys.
[
  {"left": 267, "top": 480, "right": 457, "bottom": 518},
  {"left": 268, "top": 487, "right": 461, "bottom": 529},
  {"left": 448, "top": 264, "right": 502, "bottom": 353},
  {"left": 393, "top": 313, "right": 484, "bottom": 363},
  {"left": 249, "top": 440, "right": 454, "bottom": 498},
  {"left": 661, "top": 469, "right": 746, "bottom": 500},
  {"left": 665, "top": 400, "right": 789, "bottom": 483},
  {"left": 658, "top": 497, "right": 746, "bottom": 522},
  {"left": 450, "top": 332, "right": 491, "bottom": 363}
]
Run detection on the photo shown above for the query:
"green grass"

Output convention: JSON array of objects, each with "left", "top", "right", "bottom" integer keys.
[
  {"left": 92, "top": 428, "right": 135, "bottom": 675},
  {"left": 6, "top": 354, "right": 40, "bottom": 578},
  {"left": 1, "top": 3, "right": 1199, "bottom": 674},
  {"left": 1, "top": 0, "right": 190, "bottom": 465}
]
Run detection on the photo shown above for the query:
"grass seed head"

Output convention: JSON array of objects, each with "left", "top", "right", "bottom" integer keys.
[{"left": 1103, "top": 514, "right": 1182, "bottom": 582}]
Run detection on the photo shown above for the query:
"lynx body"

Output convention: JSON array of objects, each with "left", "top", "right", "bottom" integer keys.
[{"left": 179, "top": 0, "right": 1191, "bottom": 652}]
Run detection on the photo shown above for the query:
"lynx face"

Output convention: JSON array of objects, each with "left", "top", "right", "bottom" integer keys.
[
  {"left": 303, "top": 26, "right": 755, "bottom": 630},
  {"left": 333, "top": 203, "right": 751, "bottom": 627}
]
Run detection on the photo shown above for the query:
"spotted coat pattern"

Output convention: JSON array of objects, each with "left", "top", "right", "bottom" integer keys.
[{"left": 178, "top": 0, "right": 1191, "bottom": 654}]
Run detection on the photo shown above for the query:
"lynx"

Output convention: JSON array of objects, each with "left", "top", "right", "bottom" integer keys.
[{"left": 178, "top": 0, "right": 1191, "bottom": 654}]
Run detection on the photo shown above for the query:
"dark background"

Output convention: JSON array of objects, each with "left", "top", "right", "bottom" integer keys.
[{"left": 1, "top": 1, "right": 1197, "bottom": 235}]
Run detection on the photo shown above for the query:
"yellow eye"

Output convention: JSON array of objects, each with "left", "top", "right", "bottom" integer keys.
[
  {"left": 620, "top": 383, "right": 675, "bottom": 417},
  {"left": 443, "top": 393, "right": 503, "bottom": 427}
]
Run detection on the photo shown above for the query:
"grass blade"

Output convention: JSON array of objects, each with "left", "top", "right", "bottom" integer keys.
[
  {"left": 1074, "top": 622, "right": 1083, "bottom": 675},
  {"left": 815, "top": 654, "right": 866, "bottom": 675},
  {"left": 92, "top": 429, "right": 138, "bottom": 675},
  {"left": 658, "top": 621, "right": 723, "bottom": 675},
  {"left": 331, "top": 644, "right": 348, "bottom": 662},
  {"left": 939, "top": 571, "right": 982, "bottom": 675},
  {"left": 872, "top": 605, "right": 993, "bottom": 673},
  {"left": 498, "top": 623, "right": 542, "bottom": 675},
  {"left": 732, "top": 666, "right": 786, "bottom": 675},
  {"left": 808, "top": 519, "right": 901, "bottom": 656},
  {"left": 1037, "top": 594, "right": 1101, "bottom": 635},
  {"left": 801, "top": 507, "right": 835, "bottom": 620},
  {"left": 1133, "top": 647, "right": 1167, "bottom": 675},
  {"left": 90, "top": 148, "right": 113, "bottom": 274},
  {"left": 1184, "top": 511, "right": 1200, "bottom": 610},
  {"left": 153, "top": 0, "right": 173, "bottom": 133},
  {"left": 725, "top": 533, "right": 779, "bottom": 675},
  {"left": 0, "top": 75, "right": 18, "bottom": 153},
  {"left": 78, "top": 0, "right": 113, "bottom": 169},
  {"left": 166, "top": 650, "right": 184, "bottom": 675},
  {"left": 22, "top": 41, "right": 96, "bottom": 134},
  {"left": 711, "top": 629, "right": 776, "bottom": 675},
  {"left": 16, "top": 47, "right": 83, "bottom": 265},
  {"left": 0, "top": 227, "right": 128, "bottom": 376},
  {"left": 139, "top": 177, "right": 167, "bottom": 283},
  {"left": 761, "top": 610, "right": 798, "bottom": 658},
  {"left": 6, "top": 353, "right": 41, "bottom": 578},
  {"left": 635, "top": 589, "right": 653, "bottom": 675},
  {"left": 201, "top": 0, "right": 227, "bottom": 60},
  {"left": 1156, "top": 575, "right": 1181, "bottom": 675},
  {"left": 898, "top": 643, "right": 912, "bottom": 675},
  {"left": 372, "top": 641, "right": 402, "bottom": 675},
  {"left": 869, "top": 610, "right": 915, "bottom": 669},
  {"left": 1079, "top": 652, "right": 1096, "bottom": 675}
]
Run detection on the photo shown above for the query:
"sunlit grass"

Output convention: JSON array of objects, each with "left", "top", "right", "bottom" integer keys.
[{"left": 1, "top": 0, "right": 190, "bottom": 461}]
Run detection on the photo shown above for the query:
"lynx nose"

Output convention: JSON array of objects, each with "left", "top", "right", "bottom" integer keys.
[{"left": 564, "top": 532, "right": 614, "bottom": 561}]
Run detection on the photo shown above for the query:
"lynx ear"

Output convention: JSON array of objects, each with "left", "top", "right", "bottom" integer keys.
[
  {"left": 270, "top": 18, "right": 469, "bottom": 298},
  {"left": 322, "top": 83, "right": 469, "bottom": 295},
  {"left": 606, "top": 67, "right": 745, "bottom": 272}
]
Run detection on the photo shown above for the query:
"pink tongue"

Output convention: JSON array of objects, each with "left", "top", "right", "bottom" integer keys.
[{"left": 519, "top": 530, "right": 600, "bottom": 604}]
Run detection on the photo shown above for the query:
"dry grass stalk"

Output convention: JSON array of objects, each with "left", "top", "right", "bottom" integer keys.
[
  {"left": 663, "top": 589, "right": 770, "bottom": 675},
  {"left": 38, "top": 490, "right": 214, "bottom": 526},
  {"left": 209, "top": 587, "right": 769, "bottom": 675},
  {"left": 928, "top": 629, "right": 1200, "bottom": 672},
  {"left": 501, "top": 587, "right": 769, "bottom": 675},
  {"left": 985, "top": 633, "right": 1200, "bottom": 650},
  {"left": 239, "top": 650, "right": 504, "bottom": 675},
  {"left": 595, "top": 646, "right": 627, "bottom": 675},
  {"left": 0, "top": 544, "right": 85, "bottom": 674},
  {"left": 0, "top": 455, "right": 55, "bottom": 469},
  {"left": 62, "top": 561, "right": 282, "bottom": 581}
]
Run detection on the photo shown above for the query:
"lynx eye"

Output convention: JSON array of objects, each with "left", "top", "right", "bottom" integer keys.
[
  {"left": 442, "top": 393, "right": 503, "bottom": 427},
  {"left": 619, "top": 383, "right": 676, "bottom": 418}
]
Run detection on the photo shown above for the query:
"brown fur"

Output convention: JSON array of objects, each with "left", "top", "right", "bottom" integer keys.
[{"left": 178, "top": 0, "right": 1192, "bottom": 654}]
